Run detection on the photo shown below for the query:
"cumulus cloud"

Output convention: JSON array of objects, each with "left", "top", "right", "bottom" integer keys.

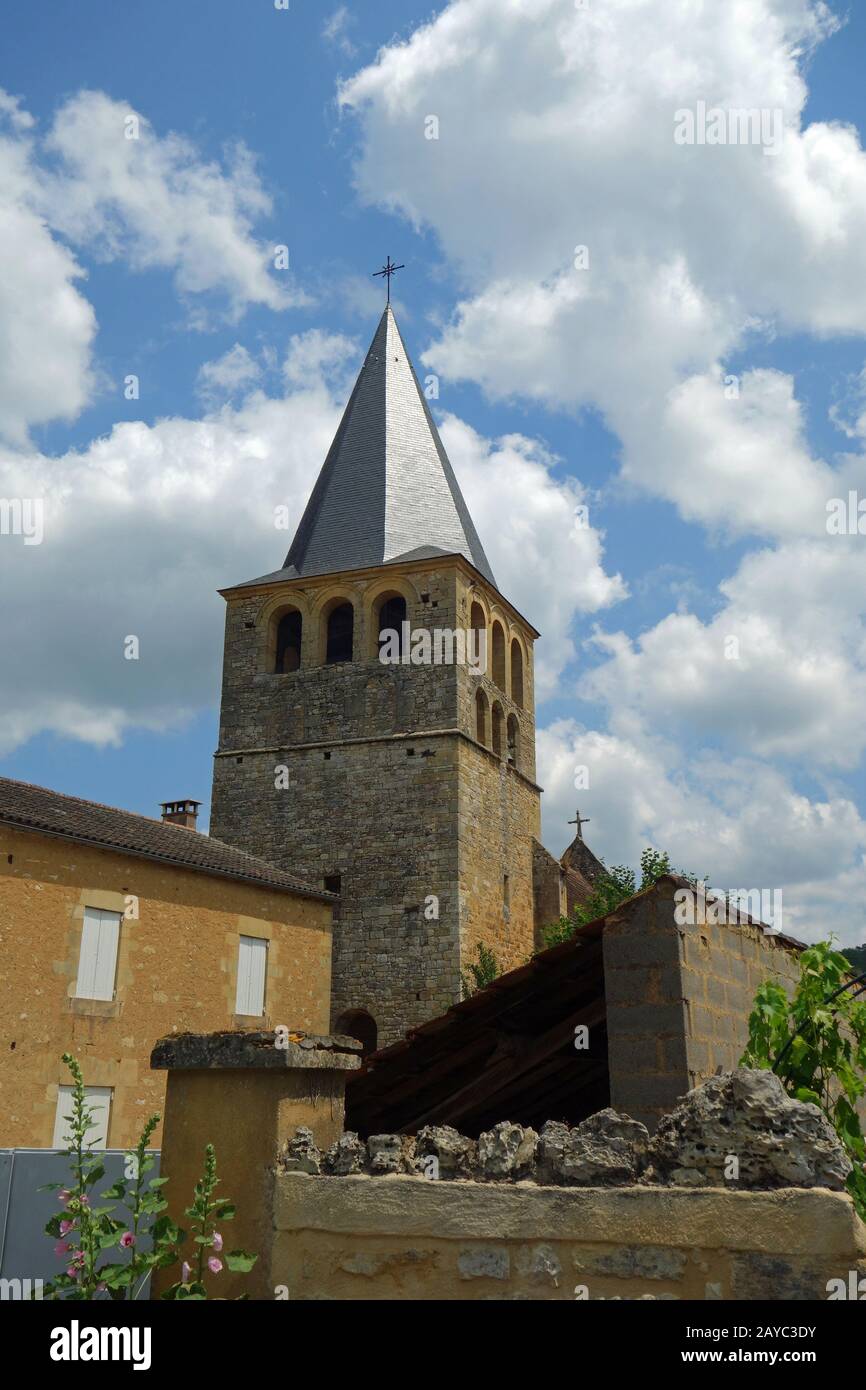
[
  {"left": 0, "top": 98, "right": 96, "bottom": 443},
  {"left": 0, "top": 86, "right": 301, "bottom": 443},
  {"left": 439, "top": 417, "right": 627, "bottom": 696},
  {"left": 43, "top": 91, "right": 300, "bottom": 318},
  {"left": 537, "top": 719, "right": 866, "bottom": 945},
  {"left": 196, "top": 344, "right": 262, "bottom": 403},
  {"left": 339, "top": 0, "right": 865, "bottom": 537}
]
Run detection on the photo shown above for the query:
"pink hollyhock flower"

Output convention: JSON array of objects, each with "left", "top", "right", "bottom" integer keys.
[
  {"left": 58, "top": 1189, "right": 71, "bottom": 1205},
  {"left": 66, "top": 1266, "right": 78, "bottom": 1279},
  {"left": 212, "top": 1232, "right": 223, "bottom": 1252},
  {"left": 78, "top": 1193, "right": 90, "bottom": 1207},
  {"left": 54, "top": 1241, "right": 70, "bottom": 1258},
  {"left": 181, "top": 1261, "right": 192, "bottom": 1283},
  {"left": 120, "top": 1232, "right": 135, "bottom": 1249},
  {"left": 207, "top": 1256, "right": 223, "bottom": 1275},
  {"left": 70, "top": 1251, "right": 85, "bottom": 1268},
  {"left": 59, "top": 1219, "right": 74, "bottom": 1236}
]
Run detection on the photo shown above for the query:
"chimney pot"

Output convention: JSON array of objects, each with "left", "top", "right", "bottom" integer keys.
[{"left": 160, "top": 799, "right": 201, "bottom": 831}]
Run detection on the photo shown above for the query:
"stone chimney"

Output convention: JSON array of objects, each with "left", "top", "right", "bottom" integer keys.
[{"left": 160, "top": 798, "right": 201, "bottom": 830}]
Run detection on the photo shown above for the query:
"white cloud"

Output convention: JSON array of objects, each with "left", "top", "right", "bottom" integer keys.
[
  {"left": 439, "top": 417, "right": 626, "bottom": 696},
  {"left": 323, "top": 7, "right": 357, "bottom": 58},
  {"left": 0, "top": 86, "right": 305, "bottom": 444},
  {"left": 0, "top": 99, "right": 96, "bottom": 444},
  {"left": 538, "top": 719, "right": 866, "bottom": 946},
  {"left": 339, "top": 0, "right": 866, "bottom": 538},
  {"left": 197, "top": 344, "right": 262, "bottom": 403},
  {"left": 43, "top": 91, "right": 300, "bottom": 318},
  {"left": 582, "top": 539, "right": 866, "bottom": 767}
]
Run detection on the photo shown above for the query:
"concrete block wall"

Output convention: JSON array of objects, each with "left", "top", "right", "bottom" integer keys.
[{"left": 603, "top": 878, "right": 803, "bottom": 1132}]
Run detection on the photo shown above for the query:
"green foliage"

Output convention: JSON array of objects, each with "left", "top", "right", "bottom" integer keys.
[
  {"left": 542, "top": 847, "right": 681, "bottom": 949},
  {"left": 460, "top": 941, "right": 501, "bottom": 998},
  {"left": 40, "top": 1054, "right": 257, "bottom": 1300},
  {"left": 740, "top": 941, "right": 866, "bottom": 1220}
]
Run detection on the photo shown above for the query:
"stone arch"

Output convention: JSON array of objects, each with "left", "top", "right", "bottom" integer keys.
[
  {"left": 372, "top": 590, "right": 408, "bottom": 662},
  {"left": 475, "top": 686, "right": 489, "bottom": 746},
  {"left": 274, "top": 610, "right": 302, "bottom": 673},
  {"left": 491, "top": 620, "right": 506, "bottom": 691},
  {"left": 335, "top": 1009, "right": 378, "bottom": 1057},
  {"left": 319, "top": 595, "right": 355, "bottom": 665},
  {"left": 510, "top": 636, "right": 524, "bottom": 708},
  {"left": 491, "top": 700, "right": 504, "bottom": 758},
  {"left": 507, "top": 712, "right": 520, "bottom": 769},
  {"left": 470, "top": 600, "right": 488, "bottom": 677},
  {"left": 258, "top": 593, "right": 309, "bottom": 674}
]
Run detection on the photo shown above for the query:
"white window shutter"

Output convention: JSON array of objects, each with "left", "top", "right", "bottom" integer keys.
[
  {"left": 53, "top": 1085, "right": 112, "bottom": 1150},
  {"left": 75, "top": 908, "right": 120, "bottom": 1001},
  {"left": 235, "top": 935, "right": 267, "bottom": 1015}
]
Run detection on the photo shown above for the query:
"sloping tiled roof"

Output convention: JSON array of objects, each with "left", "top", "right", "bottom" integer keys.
[
  {"left": 0, "top": 776, "right": 332, "bottom": 901},
  {"left": 231, "top": 306, "right": 497, "bottom": 590}
]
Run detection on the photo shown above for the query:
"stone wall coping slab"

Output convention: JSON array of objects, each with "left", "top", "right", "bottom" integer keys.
[
  {"left": 274, "top": 1172, "right": 866, "bottom": 1256},
  {"left": 151, "top": 1030, "right": 362, "bottom": 1072}
]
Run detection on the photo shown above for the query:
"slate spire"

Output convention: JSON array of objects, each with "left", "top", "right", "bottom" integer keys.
[{"left": 283, "top": 306, "right": 496, "bottom": 586}]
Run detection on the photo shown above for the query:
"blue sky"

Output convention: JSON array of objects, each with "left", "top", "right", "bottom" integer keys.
[{"left": 3, "top": 0, "right": 866, "bottom": 942}]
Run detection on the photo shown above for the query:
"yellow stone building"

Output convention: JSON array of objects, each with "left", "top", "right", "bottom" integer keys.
[{"left": 0, "top": 778, "right": 334, "bottom": 1149}]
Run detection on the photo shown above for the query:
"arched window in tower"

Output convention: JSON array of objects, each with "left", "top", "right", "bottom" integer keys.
[
  {"left": 475, "top": 687, "right": 489, "bottom": 746},
  {"left": 492, "top": 621, "right": 506, "bottom": 690},
  {"left": 325, "top": 602, "right": 354, "bottom": 664},
  {"left": 491, "top": 701, "right": 504, "bottom": 758},
  {"left": 510, "top": 638, "right": 524, "bottom": 708},
  {"left": 274, "top": 609, "right": 302, "bottom": 673},
  {"left": 470, "top": 601, "right": 487, "bottom": 674},
  {"left": 507, "top": 713, "right": 519, "bottom": 769},
  {"left": 376, "top": 594, "right": 407, "bottom": 662},
  {"left": 335, "top": 1009, "right": 378, "bottom": 1058}
]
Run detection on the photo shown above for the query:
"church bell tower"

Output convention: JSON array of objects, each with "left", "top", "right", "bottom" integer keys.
[{"left": 210, "top": 305, "right": 542, "bottom": 1048}]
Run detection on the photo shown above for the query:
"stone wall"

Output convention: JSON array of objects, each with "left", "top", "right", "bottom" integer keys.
[
  {"left": 272, "top": 1176, "right": 864, "bottom": 1301},
  {"left": 272, "top": 1072, "right": 865, "bottom": 1300},
  {"left": 211, "top": 554, "right": 540, "bottom": 1046}
]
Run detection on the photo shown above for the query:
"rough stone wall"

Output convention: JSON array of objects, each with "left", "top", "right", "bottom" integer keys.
[
  {"left": 603, "top": 877, "right": 803, "bottom": 1131},
  {"left": 0, "top": 829, "right": 332, "bottom": 1149},
  {"left": 211, "top": 556, "right": 541, "bottom": 1046}
]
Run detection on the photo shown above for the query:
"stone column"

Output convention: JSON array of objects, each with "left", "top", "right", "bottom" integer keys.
[{"left": 149, "top": 1030, "right": 360, "bottom": 1300}]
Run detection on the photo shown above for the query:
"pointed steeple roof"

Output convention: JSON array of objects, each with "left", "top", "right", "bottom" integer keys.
[{"left": 263, "top": 306, "right": 496, "bottom": 588}]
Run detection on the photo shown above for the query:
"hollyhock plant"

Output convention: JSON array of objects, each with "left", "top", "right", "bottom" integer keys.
[{"left": 41, "top": 1054, "right": 257, "bottom": 1300}]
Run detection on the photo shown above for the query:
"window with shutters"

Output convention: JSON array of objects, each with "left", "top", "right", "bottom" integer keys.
[
  {"left": 53, "top": 1085, "right": 112, "bottom": 1150},
  {"left": 74, "top": 908, "right": 121, "bottom": 1001},
  {"left": 235, "top": 935, "right": 268, "bottom": 1016}
]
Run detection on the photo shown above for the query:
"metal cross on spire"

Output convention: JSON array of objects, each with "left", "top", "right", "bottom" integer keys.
[
  {"left": 568, "top": 809, "right": 591, "bottom": 841},
  {"left": 373, "top": 255, "right": 405, "bottom": 304}
]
